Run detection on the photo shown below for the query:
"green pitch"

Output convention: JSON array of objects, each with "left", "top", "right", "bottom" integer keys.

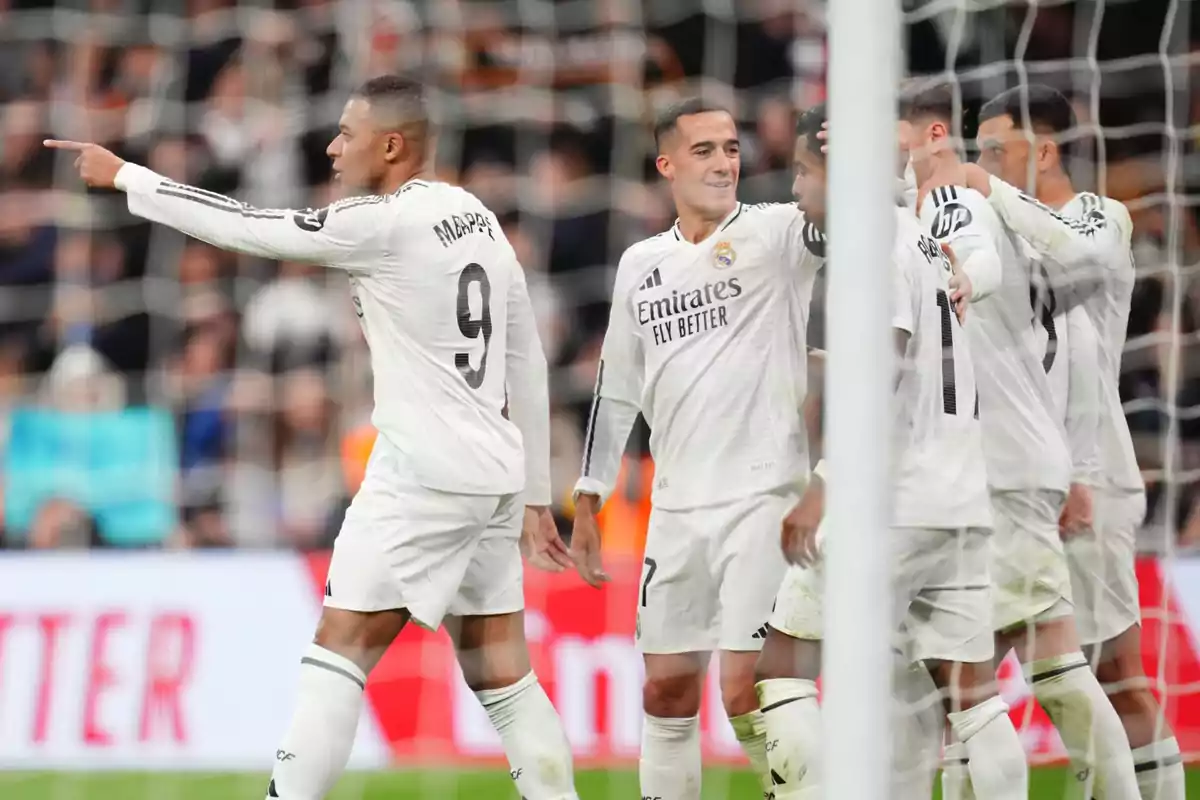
[{"left": 2, "top": 768, "right": 1198, "bottom": 798}]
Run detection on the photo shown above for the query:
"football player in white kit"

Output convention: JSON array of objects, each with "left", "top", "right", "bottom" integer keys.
[
  {"left": 964, "top": 83, "right": 1186, "bottom": 800},
  {"left": 756, "top": 103, "right": 1029, "bottom": 800},
  {"left": 903, "top": 82, "right": 1141, "bottom": 799},
  {"left": 569, "top": 98, "right": 826, "bottom": 800},
  {"left": 47, "top": 76, "right": 580, "bottom": 800}
]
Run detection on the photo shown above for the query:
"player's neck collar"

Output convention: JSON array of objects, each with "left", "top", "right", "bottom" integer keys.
[{"left": 672, "top": 202, "right": 743, "bottom": 243}]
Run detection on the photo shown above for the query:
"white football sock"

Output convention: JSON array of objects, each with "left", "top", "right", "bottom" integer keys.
[
  {"left": 1131, "top": 737, "right": 1186, "bottom": 800},
  {"left": 729, "top": 709, "right": 775, "bottom": 799},
  {"left": 890, "top": 663, "right": 943, "bottom": 800},
  {"left": 640, "top": 714, "right": 702, "bottom": 800},
  {"left": 756, "top": 678, "right": 822, "bottom": 799},
  {"left": 265, "top": 644, "right": 366, "bottom": 800},
  {"left": 940, "top": 736, "right": 976, "bottom": 800},
  {"left": 1029, "top": 652, "right": 1140, "bottom": 799},
  {"left": 947, "top": 695, "right": 1028, "bottom": 800},
  {"left": 475, "top": 672, "right": 578, "bottom": 800}
]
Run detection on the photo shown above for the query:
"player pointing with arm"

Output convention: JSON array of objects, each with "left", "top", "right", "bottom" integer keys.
[
  {"left": 49, "top": 75, "right": 578, "bottom": 800},
  {"left": 906, "top": 82, "right": 1141, "bottom": 800},
  {"left": 570, "top": 98, "right": 825, "bottom": 800},
  {"left": 965, "top": 83, "right": 1184, "bottom": 800}
]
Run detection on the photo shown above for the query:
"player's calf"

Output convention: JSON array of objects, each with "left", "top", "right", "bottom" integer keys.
[
  {"left": 929, "top": 659, "right": 1028, "bottom": 800},
  {"left": 720, "top": 649, "right": 775, "bottom": 800},
  {"left": 641, "top": 652, "right": 707, "bottom": 800},
  {"left": 266, "top": 607, "right": 410, "bottom": 800},
  {"left": 753, "top": 629, "right": 822, "bottom": 800},
  {"left": 449, "top": 611, "right": 579, "bottom": 800},
  {"left": 1089, "top": 626, "right": 1186, "bottom": 800},
  {"left": 1000, "top": 616, "right": 1141, "bottom": 799}
]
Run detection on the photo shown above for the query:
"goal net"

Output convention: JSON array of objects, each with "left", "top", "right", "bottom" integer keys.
[{"left": 0, "top": 0, "right": 1195, "bottom": 797}]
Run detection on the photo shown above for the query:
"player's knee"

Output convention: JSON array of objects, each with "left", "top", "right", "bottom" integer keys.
[
  {"left": 313, "top": 606, "right": 408, "bottom": 674},
  {"left": 719, "top": 673, "right": 759, "bottom": 718},
  {"left": 450, "top": 612, "right": 532, "bottom": 691},
  {"left": 643, "top": 672, "right": 703, "bottom": 718}
]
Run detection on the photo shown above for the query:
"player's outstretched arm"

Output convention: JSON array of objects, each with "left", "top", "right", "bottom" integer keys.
[
  {"left": 46, "top": 140, "right": 386, "bottom": 270},
  {"left": 976, "top": 168, "right": 1129, "bottom": 282}
]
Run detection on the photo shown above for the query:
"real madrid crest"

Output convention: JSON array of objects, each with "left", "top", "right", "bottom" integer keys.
[{"left": 713, "top": 240, "right": 736, "bottom": 269}]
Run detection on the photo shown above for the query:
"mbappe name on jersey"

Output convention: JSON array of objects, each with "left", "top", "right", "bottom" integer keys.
[
  {"left": 636, "top": 277, "right": 743, "bottom": 347},
  {"left": 432, "top": 212, "right": 496, "bottom": 248}
]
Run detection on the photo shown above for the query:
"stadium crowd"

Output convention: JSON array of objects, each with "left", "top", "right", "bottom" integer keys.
[{"left": 0, "top": 0, "right": 1196, "bottom": 552}]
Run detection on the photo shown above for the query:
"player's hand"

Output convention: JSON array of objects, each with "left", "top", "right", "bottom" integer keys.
[
  {"left": 520, "top": 505, "right": 573, "bottom": 573},
  {"left": 1059, "top": 482, "right": 1094, "bottom": 538},
  {"left": 943, "top": 243, "right": 970, "bottom": 323},
  {"left": 817, "top": 121, "right": 829, "bottom": 154},
  {"left": 43, "top": 140, "right": 125, "bottom": 189},
  {"left": 569, "top": 495, "right": 611, "bottom": 588},
  {"left": 781, "top": 478, "right": 825, "bottom": 567}
]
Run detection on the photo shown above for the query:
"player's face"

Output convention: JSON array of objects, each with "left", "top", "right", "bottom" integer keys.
[
  {"left": 906, "top": 116, "right": 953, "bottom": 183},
  {"left": 791, "top": 135, "right": 826, "bottom": 223},
  {"left": 657, "top": 111, "right": 740, "bottom": 218},
  {"left": 327, "top": 98, "right": 389, "bottom": 194},
  {"left": 976, "top": 114, "right": 1039, "bottom": 191}
]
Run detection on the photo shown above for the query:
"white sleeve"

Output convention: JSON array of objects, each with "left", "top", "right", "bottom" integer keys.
[
  {"left": 504, "top": 261, "right": 552, "bottom": 505},
  {"left": 1065, "top": 305, "right": 1103, "bottom": 486},
  {"left": 774, "top": 204, "right": 827, "bottom": 277},
  {"left": 115, "top": 163, "right": 387, "bottom": 271},
  {"left": 574, "top": 259, "right": 644, "bottom": 505},
  {"left": 987, "top": 176, "right": 1129, "bottom": 286},
  {"left": 919, "top": 185, "right": 1003, "bottom": 300}
]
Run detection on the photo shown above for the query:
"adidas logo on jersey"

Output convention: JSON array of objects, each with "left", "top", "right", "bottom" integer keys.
[{"left": 640, "top": 268, "right": 663, "bottom": 291}]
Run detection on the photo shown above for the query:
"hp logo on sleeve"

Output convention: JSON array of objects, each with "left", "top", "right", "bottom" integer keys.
[{"left": 931, "top": 202, "right": 973, "bottom": 238}]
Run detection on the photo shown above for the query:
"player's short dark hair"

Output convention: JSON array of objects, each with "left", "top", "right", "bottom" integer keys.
[
  {"left": 980, "top": 84, "right": 1075, "bottom": 133},
  {"left": 795, "top": 103, "right": 827, "bottom": 159},
  {"left": 653, "top": 97, "right": 733, "bottom": 151},
  {"left": 352, "top": 74, "right": 430, "bottom": 137},
  {"left": 900, "top": 80, "right": 957, "bottom": 125},
  {"left": 979, "top": 83, "right": 1076, "bottom": 163}
]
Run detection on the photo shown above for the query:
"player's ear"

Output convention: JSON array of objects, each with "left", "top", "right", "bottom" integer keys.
[
  {"left": 655, "top": 154, "right": 672, "bottom": 180},
  {"left": 383, "top": 132, "right": 405, "bottom": 163},
  {"left": 1037, "top": 138, "right": 1058, "bottom": 171}
]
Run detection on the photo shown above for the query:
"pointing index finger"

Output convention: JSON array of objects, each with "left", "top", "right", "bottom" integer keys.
[{"left": 43, "top": 139, "right": 90, "bottom": 151}]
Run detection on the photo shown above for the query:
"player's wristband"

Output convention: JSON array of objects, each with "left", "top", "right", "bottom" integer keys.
[{"left": 811, "top": 459, "right": 827, "bottom": 483}]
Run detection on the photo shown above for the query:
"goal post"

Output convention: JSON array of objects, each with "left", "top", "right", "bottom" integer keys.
[{"left": 821, "top": 0, "right": 900, "bottom": 796}]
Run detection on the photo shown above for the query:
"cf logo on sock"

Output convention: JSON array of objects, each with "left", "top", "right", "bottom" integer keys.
[{"left": 276, "top": 750, "right": 295, "bottom": 761}]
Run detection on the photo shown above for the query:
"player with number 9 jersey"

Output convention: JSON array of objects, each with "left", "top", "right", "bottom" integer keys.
[{"left": 115, "top": 162, "right": 548, "bottom": 631}]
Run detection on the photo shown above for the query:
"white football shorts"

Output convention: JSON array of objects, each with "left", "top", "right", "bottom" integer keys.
[
  {"left": 324, "top": 436, "right": 523, "bottom": 631},
  {"left": 770, "top": 526, "right": 994, "bottom": 665},
  {"left": 1064, "top": 488, "right": 1145, "bottom": 646},
  {"left": 635, "top": 485, "right": 797, "bottom": 654},
  {"left": 990, "top": 489, "right": 1073, "bottom": 632}
]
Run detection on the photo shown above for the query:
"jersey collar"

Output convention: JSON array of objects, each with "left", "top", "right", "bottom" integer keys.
[{"left": 672, "top": 202, "right": 743, "bottom": 243}]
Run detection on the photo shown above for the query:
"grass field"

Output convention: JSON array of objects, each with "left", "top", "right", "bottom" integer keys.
[{"left": 3, "top": 768, "right": 1198, "bottom": 799}]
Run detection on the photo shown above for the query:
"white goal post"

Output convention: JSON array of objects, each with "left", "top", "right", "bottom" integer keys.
[{"left": 821, "top": 0, "right": 900, "bottom": 797}]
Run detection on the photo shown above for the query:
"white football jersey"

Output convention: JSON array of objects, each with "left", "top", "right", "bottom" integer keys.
[
  {"left": 919, "top": 185, "right": 1071, "bottom": 493},
  {"left": 575, "top": 202, "right": 825, "bottom": 511},
  {"left": 1029, "top": 259, "right": 1103, "bottom": 486},
  {"left": 987, "top": 179, "right": 1142, "bottom": 492},
  {"left": 115, "top": 164, "right": 551, "bottom": 501},
  {"left": 891, "top": 208, "right": 992, "bottom": 528}
]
